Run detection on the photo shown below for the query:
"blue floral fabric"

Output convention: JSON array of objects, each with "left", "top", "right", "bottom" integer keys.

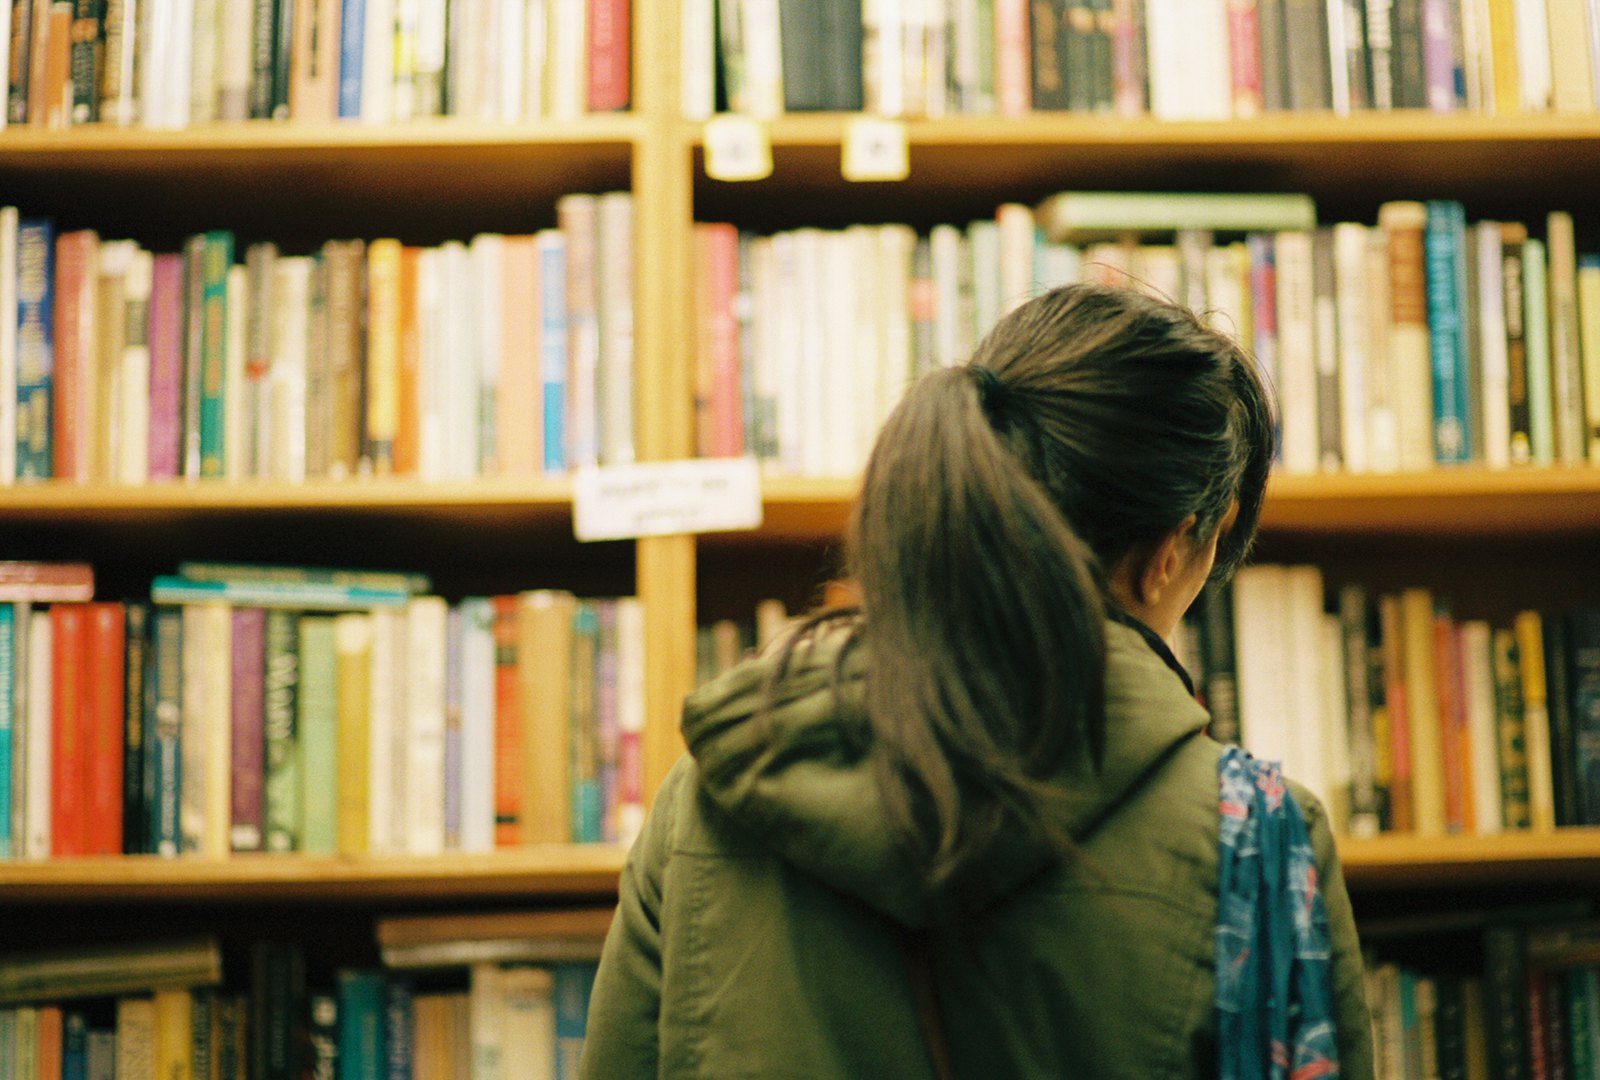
[{"left": 1216, "top": 747, "right": 1341, "bottom": 1080}]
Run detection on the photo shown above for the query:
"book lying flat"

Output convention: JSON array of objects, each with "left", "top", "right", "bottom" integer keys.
[
  {"left": 0, "top": 937, "right": 223, "bottom": 1005},
  {"left": 1034, "top": 191, "right": 1318, "bottom": 243}
]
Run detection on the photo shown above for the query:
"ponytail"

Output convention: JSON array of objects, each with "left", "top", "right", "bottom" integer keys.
[{"left": 849, "top": 363, "right": 1107, "bottom": 894}]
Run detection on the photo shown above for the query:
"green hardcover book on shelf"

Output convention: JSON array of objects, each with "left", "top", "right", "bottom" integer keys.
[
  {"left": 199, "top": 231, "right": 234, "bottom": 479},
  {"left": 1034, "top": 191, "right": 1317, "bottom": 243},
  {"left": 1524, "top": 238, "right": 1555, "bottom": 466},
  {"left": 298, "top": 616, "right": 339, "bottom": 855},
  {"left": 264, "top": 609, "right": 301, "bottom": 853}
]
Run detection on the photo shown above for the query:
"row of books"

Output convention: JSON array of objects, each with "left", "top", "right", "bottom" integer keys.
[
  {"left": 692, "top": 0, "right": 1600, "bottom": 120},
  {"left": 1361, "top": 904, "right": 1600, "bottom": 1080},
  {"left": 0, "top": 192, "right": 635, "bottom": 485},
  {"left": 0, "top": 916, "right": 604, "bottom": 1080},
  {"left": 3, "top": 0, "right": 629, "bottom": 131},
  {"left": 695, "top": 598, "right": 789, "bottom": 686},
  {"left": 0, "top": 562, "right": 646, "bottom": 862},
  {"left": 1182, "top": 565, "right": 1600, "bottom": 840},
  {"left": 695, "top": 192, "right": 1600, "bottom": 476}
]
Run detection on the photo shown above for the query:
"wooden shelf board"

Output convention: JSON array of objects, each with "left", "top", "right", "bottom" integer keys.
[
  {"left": 0, "top": 847, "right": 627, "bottom": 902},
  {"left": 742, "top": 467, "right": 1600, "bottom": 542},
  {"left": 1339, "top": 829, "right": 1600, "bottom": 889},
  {"left": 0, "top": 477, "right": 573, "bottom": 517}
]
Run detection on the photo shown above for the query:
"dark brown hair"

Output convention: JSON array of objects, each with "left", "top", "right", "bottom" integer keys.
[{"left": 841, "top": 282, "right": 1275, "bottom": 895}]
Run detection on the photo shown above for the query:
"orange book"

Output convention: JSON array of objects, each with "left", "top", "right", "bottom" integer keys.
[
  {"left": 394, "top": 246, "right": 421, "bottom": 476},
  {"left": 492, "top": 596, "right": 521, "bottom": 846},
  {"left": 1401, "top": 589, "right": 1446, "bottom": 836},
  {"left": 86, "top": 602, "right": 126, "bottom": 855},
  {"left": 51, "top": 229, "right": 98, "bottom": 482},
  {"left": 36, "top": 1006, "right": 63, "bottom": 1080},
  {"left": 50, "top": 603, "right": 88, "bottom": 856},
  {"left": 497, "top": 236, "right": 540, "bottom": 477},
  {"left": 1379, "top": 594, "right": 1414, "bottom": 832},
  {"left": 31, "top": 2, "right": 71, "bottom": 128}
]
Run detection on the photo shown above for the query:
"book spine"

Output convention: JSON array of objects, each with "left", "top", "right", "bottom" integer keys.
[
  {"left": 552, "top": 964, "right": 595, "bottom": 1080},
  {"left": 51, "top": 229, "right": 92, "bottom": 482},
  {"left": 1425, "top": 201, "right": 1471, "bottom": 463},
  {"left": 1340, "top": 585, "right": 1383, "bottom": 835},
  {"left": 199, "top": 232, "right": 233, "bottom": 479},
  {"left": 336, "top": 971, "right": 385, "bottom": 1080},
  {"left": 1367, "top": 0, "right": 1395, "bottom": 107},
  {"left": 1501, "top": 224, "right": 1532, "bottom": 463},
  {"left": 268, "top": 0, "right": 292, "bottom": 117},
  {"left": 597, "top": 192, "right": 634, "bottom": 466},
  {"left": 303, "top": 254, "right": 330, "bottom": 479},
  {"left": 470, "top": 235, "right": 501, "bottom": 475},
  {"left": 996, "top": 0, "right": 1032, "bottom": 113},
  {"left": 225, "top": 607, "right": 264, "bottom": 853},
  {"left": 8, "top": 0, "right": 33, "bottom": 124},
  {"left": 297, "top": 615, "right": 337, "bottom": 853},
  {"left": 1421, "top": 0, "right": 1457, "bottom": 108},
  {"left": 587, "top": 0, "right": 628, "bottom": 110},
  {"left": 16, "top": 219, "right": 54, "bottom": 481},
  {"left": 1434, "top": 608, "right": 1472, "bottom": 832},
  {"left": 404, "top": 596, "right": 446, "bottom": 855},
  {"left": 252, "top": 944, "right": 306, "bottom": 1080},
  {"left": 85, "top": 602, "right": 124, "bottom": 855},
  {"left": 122, "top": 602, "right": 148, "bottom": 854},
  {"left": 1578, "top": 254, "right": 1600, "bottom": 464},
  {"left": 1274, "top": 230, "right": 1318, "bottom": 473},
  {"left": 334, "top": 612, "right": 371, "bottom": 855},
  {"left": 1518, "top": 610, "right": 1557, "bottom": 831},
  {"left": 491, "top": 594, "right": 520, "bottom": 846},
  {"left": 24, "top": 608, "right": 50, "bottom": 858},
  {"left": 365, "top": 238, "right": 402, "bottom": 475},
  {"left": 394, "top": 245, "right": 420, "bottom": 476},
  {"left": 1334, "top": 222, "right": 1371, "bottom": 472},
  {"left": 68, "top": 0, "right": 100, "bottom": 122},
  {"left": 150, "top": 606, "right": 182, "bottom": 856},
  {"left": 443, "top": 605, "right": 461, "bottom": 848},
  {"left": 261, "top": 607, "right": 299, "bottom": 849},
  {"left": 1571, "top": 614, "right": 1600, "bottom": 826},
  {"left": 1312, "top": 228, "right": 1343, "bottom": 470},
  {"left": 50, "top": 604, "right": 86, "bottom": 856},
  {"left": 1543, "top": 611, "right": 1578, "bottom": 828},
  {"left": 1492, "top": 624, "right": 1532, "bottom": 829},
  {"left": 1546, "top": 212, "right": 1588, "bottom": 464},
  {"left": 180, "top": 235, "right": 205, "bottom": 479},
  {"left": 1525, "top": 238, "right": 1555, "bottom": 465},
  {"left": 570, "top": 602, "right": 601, "bottom": 844},
  {"left": 0, "top": 604, "right": 13, "bottom": 857}
]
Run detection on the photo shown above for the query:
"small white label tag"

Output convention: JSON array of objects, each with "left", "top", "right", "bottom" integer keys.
[
  {"left": 704, "top": 115, "right": 774, "bottom": 182},
  {"left": 573, "top": 458, "right": 764, "bottom": 542},
  {"left": 842, "top": 117, "right": 910, "bottom": 182}
]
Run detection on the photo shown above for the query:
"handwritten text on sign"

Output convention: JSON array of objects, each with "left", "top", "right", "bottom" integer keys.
[{"left": 573, "top": 458, "right": 764, "bottom": 542}]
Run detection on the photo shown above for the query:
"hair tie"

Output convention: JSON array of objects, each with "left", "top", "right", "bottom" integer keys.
[{"left": 969, "top": 365, "right": 1010, "bottom": 417}]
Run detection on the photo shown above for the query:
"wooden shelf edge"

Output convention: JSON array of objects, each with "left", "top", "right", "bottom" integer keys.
[
  {"left": 0, "top": 847, "right": 628, "bottom": 902},
  {"left": 0, "top": 477, "right": 575, "bottom": 513},
  {"left": 1339, "top": 828, "right": 1600, "bottom": 888}
]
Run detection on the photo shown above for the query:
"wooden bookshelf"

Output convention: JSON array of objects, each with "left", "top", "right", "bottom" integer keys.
[
  {"left": 0, "top": 848, "right": 628, "bottom": 902},
  {"left": 1340, "top": 830, "right": 1600, "bottom": 889}
]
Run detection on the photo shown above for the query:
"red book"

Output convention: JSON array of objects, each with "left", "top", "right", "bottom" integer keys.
[
  {"left": 230, "top": 607, "right": 267, "bottom": 853},
  {"left": 996, "top": 0, "right": 1033, "bottom": 115},
  {"left": 147, "top": 253, "right": 185, "bottom": 480},
  {"left": 36, "top": 1007, "right": 62, "bottom": 1080},
  {"left": 1380, "top": 595, "right": 1415, "bottom": 832},
  {"left": 85, "top": 602, "right": 125, "bottom": 855},
  {"left": 1434, "top": 612, "right": 1471, "bottom": 833},
  {"left": 698, "top": 223, "right": 743, "bottom": 458},
  {"left": 51, "top": 229, "right": 97, "bottom": 482},
  {"left": 586, "top": 0, "right": 630, "bottom": 111},
  {"left": 1227, "top": 0, "right": 1263, "bottom": 116},
  {"left": 50, "top": 604, "right": 88, "bottom": 856},
  {"left": 492, "top": 596, "right": 521, "bottom": 847}
]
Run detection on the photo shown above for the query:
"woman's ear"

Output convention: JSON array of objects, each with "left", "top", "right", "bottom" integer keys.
[{"left": 1135, "top": 515, "right": 1199, "bottom": 607}]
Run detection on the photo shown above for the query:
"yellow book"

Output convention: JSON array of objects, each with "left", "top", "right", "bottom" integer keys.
[
  {"left": 1486, "top": 0, "right": 1522, "bottom": 113},
  {"left": 365, "top": 238, "right": 404, "bottom": 474},
  {"left": 1401, "top": 588, "right": 1446, "bottom": 836},
  {"left": 153, "top": 989, "right": 193, "bottom": 1080},
  {"left": 1576, "top": 255, "right": 1600, "bottom": 464},
  {"left": 1515, "top": 610, "right": 1557, "bottom": 831},
  {"left": 518, "top": 590, "right": 577, "bottom": 847},
  {"left": 335, "top": 613, "right": 374, "bottom": 856}
]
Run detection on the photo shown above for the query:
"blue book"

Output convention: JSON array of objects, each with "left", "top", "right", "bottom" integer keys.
[
  {"left": 15, "top": 218, "right": 54, "bottom": 480},
  {"left": 553, "top": 964, "right": 598, "bottom": 1080},
  {"left": 1425, "top": 200, "right": 1472, "bottom": 463},
  {"left": 538, "top": 231, "right": 569, "bottom": 473},
  {"left": 62, "top": 1010, "right": 88, "bottom": 1080},
  {"left": 570, "top": 604, "right": 602, "bottom": 844},
  {"left": 337, "top": 970, "right": 387, "bottom": 1080},
  {"left": 150, "top": 576, "right": 410, "bottom": 610},
  {"left": 0, "top": 602, "right": 13, "bottom": 858},
  {"left": 150, "top": 608, "right": 184, "bottom": 856},
  {"left": 337, "top": 0, "right": 367, "bottom": 118},
  {"left": 383, "top": 980, "right": 412, "bottom": 1080}
]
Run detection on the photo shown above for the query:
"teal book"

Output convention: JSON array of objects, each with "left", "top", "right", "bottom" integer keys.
[
  {"left": 0, "top": 602, "right": 13, "bottom": 857},
  {"left": 1569, "top": 967, "right": 1595, "bottom": 1080},
  {"left": 1425, "top": 201, "right": 1472, "bottom": 463},
  {"left": 149, "top": 607, "right": 184, "bottom": 857},
  {"left": 62, "top": 1010, "right": 87, "bottom": 1080},
  {"left": 199, "top": 231, "right": 235, "bottom": 478},
  {"left": 263, "top": 609, "right": 301, "bottom": 852},
  {"left": 570, "top": 603, "right": 603, "bottom": 844},
  {"left": 297, "top": 616, "right": 338, "bottom": 854},
  {"left": 553, "top": 963, "right": 597, "bottom": 1080},
  {"left": 1525, "top": 238, "right": 1556, "bottom": 466},
  {"left": 336, "top": 970, "right": 386, "bottom": 1080},
  {"left": 151, "top": 576, "right": 410, "bottom": 611},
  {"left": 176, "top": 563, "right": 432, "bottom": 595}
]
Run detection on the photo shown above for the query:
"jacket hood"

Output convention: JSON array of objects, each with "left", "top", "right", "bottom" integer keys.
[{"left": 681, "top": 618, "right": 1213, "bottom": 927}]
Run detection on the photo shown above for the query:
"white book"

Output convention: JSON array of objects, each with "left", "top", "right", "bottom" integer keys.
[
  {"left": 268, "top": 256, "right": 311, "bottom": 483},
  {"left": 523, "top": 0, "right": 548, "bottom": 118},
  {"left": 138, "top": 0, "right": 167, "bottom": 126},
  {"left": 164, "top": 0, "right": 196, "bottom": 127},
  {"left": 0, "top": 1, "right": 9, "bottom": 130},
  {"left": 189, "top": 0, "right": 220, "bottom": 123},
  {"left": 416, "top": 248, "right": 446, "bottom": 481},
  {"left": 1037, "top": 243, "right": 1083, "bottom": 292},
  {"left": 1232, "top": 565, "right": 1291, "bottom": 767},
  {"left": 1459, "top": 0, "right": 1485, "bottom": 110},
  {"left": 393, "top": 0, "right": 423, "bottom": 120},
  {"left": 8, "top": 600, "right": 27, "bottom": 856},
  {"left": 930, "top": 224, "right": 962, "bottom": 369},
  {"left": 794, "top": 229, "right": 827, "bottom": 477},
  {"left": 741, "top": 0, "right": 783, "bottom": 116},
  {"left": 470, "top": 963, "right": 507, "bottom": 1080},
  {"left": 116, "top": 997, "right": 158, "bottom": 1080},
  {"left": 458, "top": 599, "right": 496, "bottom": 854},
  {"left": 0, "top": 207, "right": 16, "bottom": 484},
  {"left": 440, "top": 241, "right": 480, "bottom": 479},
  {"left": 902, "top": 0, "right": 929, "bottom": 117},
  {"left": 181, "top": 602, "right": 231, "bottom": 859},
  {"left": 1321, "top": 613, "right": 1350, "bottom": 833},
  {"left": 367, "top": 605, "right": 405, "bottom": 854},
  {"left": 877, "top": 225, "right": 915, "bottom": 428},
  {"left": 866, "top": 0, "right": 906, "bottom": 116},
  {"left": 968, "top": 220, "right": 1000, "bottom": 341},
  {"left": 821, "top": 232, "right": 857, "bottom": 478},
  {"left": 848, "top": 225, "right": 881, "bottom": 468},
  {"left": 472, "top": 234, "right": 505, "bottom": 475},
  {"left": 497, "top": 0, "right": 527, "bottom": 121},
  {"left": 1363, "top": 229, "right": 1399, "bottom": 472},
  {"left": 950, "top": 0, "right": 980, "bottom": 111},
  {"left": 222, "top": 264, "right": 246, "bottom": 483},
  {"left": 501, "top": 966, "right": 557, "bottom": 1080},
  {"left": 996, "top": 203, "right": 1034, "bottom": 318},
  {"left": 558, "top": 196, "right": 599, "bottom": 468},
  {"left": 1274, "top": 231, "right": 1320, "bottom": 475},
  {"left": 118, "top": 249, "right": 154, "bottom": 485},
  {"left": 416, "top": 0, "right": 450, "bottom": 115},
  {"left": 1146, "top": 0, "right": 1231, "bottom": 120},
  {"left": 1327, "top": 0, "right": 1351, "bottom": 115},
  {"left": 1516, "top": 0, "right": 1553, "bottom": 109},
  {"left": 771, "top": 232, "right": 804, "bottom": 474},
  {"left": 748, "top": 237, "right": 779, "bottom": 462},
  {"left": 1333, "top": 223, "right": 1370, "bottom": 474},
  {"left": 363, "top": 0, "right": 397, "bottom": 122},
  {"left": 1132, "top": 246, "right": 1180, "bottom": 306},
  {"left": 682, "top": 0, "right": 715, "bottom": 119},
  {"left": 1459, "top": 620, "right": 1502, "bottom": 834},
  {"left": 1285, "top": 566, "right": 1329, "bottom": 805},
  {"left": 405, "top": 596, "right": 448, "bottom": 856},
  {"left": 615, "top": 597, "right": 647, "bottom": 847},
  {"left": 216, "top": 0, "right": 252, "bottom": 120},
  {"left": 597, "top": 192, "right": 636, "bottom": 466},
  {"left": 548, "top": 0, "right": 586, "bottom": 117},
  {"left": 1202, "top": 245, "right": 1246, "bottom": 344},
  {"left": 1474, "top": 221, "right": 1511, "bottom": 468},
  {"left": 23, "top": 610, "right": 49, "bottom": 859}
]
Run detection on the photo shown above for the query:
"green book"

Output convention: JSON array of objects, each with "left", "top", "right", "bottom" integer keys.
[
  {"left": 199, "top": 231, "right": 234, "bottom": 479},
  {"left": 1524, "top": 237, "right": 1555, "bottom": 466},
  {"left": 263, "top": 609, "right": 301, "bottom": 853},
  {"left": 1034, "top": 191, "right": 1318, "bottom": 243},
  {"left": 298, "top": 616, "right": 338, "bottom": 854}
]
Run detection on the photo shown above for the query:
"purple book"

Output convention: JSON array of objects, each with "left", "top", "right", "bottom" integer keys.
[
  {"left": 147, "top": 254, "right": 185, "bottom": 480},
  {"left": 230, "top": 607, "right": 267, "bottom": 852},
  {"left": 596, "top": 600, "right": 620, "bottom": 842},
  {"left": 1420, "top": 0, "right": 1457, "bottom": 112}
]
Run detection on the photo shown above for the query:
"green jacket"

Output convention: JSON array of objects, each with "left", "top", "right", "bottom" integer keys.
[{"left": 582, "top": 620, "right": 1375, "bottom": 1079}]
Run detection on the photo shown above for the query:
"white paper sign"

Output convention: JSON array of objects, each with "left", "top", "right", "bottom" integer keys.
[
  {"left": 704, "top": 115, "right": 774, "bottom": 181},
  {"left": 842, "top": 117, "right": 910, "bottom": 182},
  {"left": 573, "top": 458, "right": 764, "bottom": 542}
]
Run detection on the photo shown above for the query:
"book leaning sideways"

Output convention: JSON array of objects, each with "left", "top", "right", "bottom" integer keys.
[
  {"left": 1034, "top": 192, "right": 1318, "bottom": 243},
  {"left": 0, "top": 937, "right": 222, "bottom": 1005}
]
